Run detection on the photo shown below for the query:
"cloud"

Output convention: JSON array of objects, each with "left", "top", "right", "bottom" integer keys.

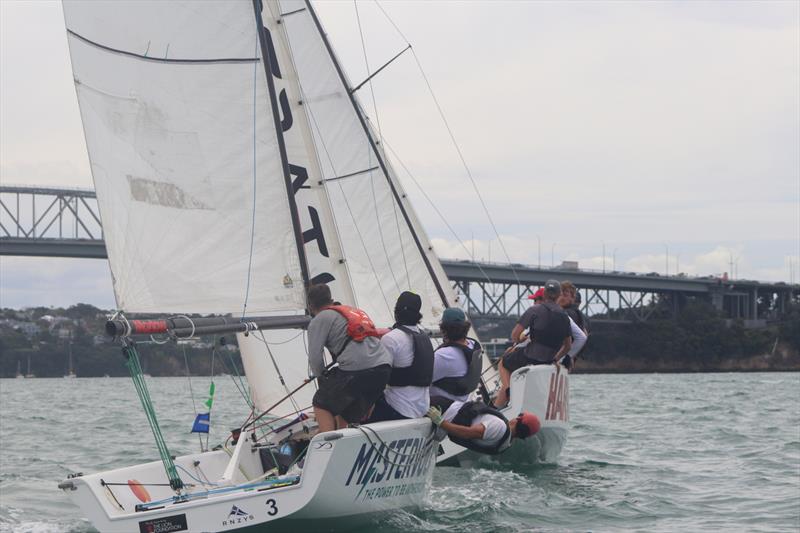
[
  {"left": 0, "top": 1, "right": 797, "bottom": 309},
  {"left": 0, "top": 257, "right": 115, "bottom": 309}
]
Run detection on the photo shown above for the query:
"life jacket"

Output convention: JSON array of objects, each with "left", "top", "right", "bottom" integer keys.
[
  {"left": 449, "top": 401, "right": 512, "bottom": 455},
  {"left": 432, "top": 338, "right": 483, "bottom": 397},
  {"left": 387, "top": 325, "right": 434, "bottom": 387},
  {"left": 322, "top": 304, "right": 380, "bottom": 359},
  {"left": 527, "top": 302, "right": 571, "bottom": 359}
]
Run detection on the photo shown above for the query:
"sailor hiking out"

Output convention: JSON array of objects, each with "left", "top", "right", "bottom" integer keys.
[
  {"left": 306, "top": 284, "right": 392, "bottom": 433},
  {"left": 495, "top": 280, "right": 575, "bottom": 407},
  {"left": 426, "top": 400, "right": 541, "bottom": 455},
  {"left": 368, "top": 291, "right": 435, "bottom": 422},
  {"left": 429, "top": 307, "right": 483, "bottom": 408}
]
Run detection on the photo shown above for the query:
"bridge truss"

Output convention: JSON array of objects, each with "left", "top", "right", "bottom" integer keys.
[
  {"left": 2, "top": 186, "right": 797, "bottom": 324},
  {"left": 0, "top": 186, "right": 105, "bottom": 258}
]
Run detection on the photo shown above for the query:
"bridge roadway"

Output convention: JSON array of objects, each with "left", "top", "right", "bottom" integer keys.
[
  {"left": 2, "top": 236, "right": 791, "bottom": 293},
  {"left": 2, "top": 185, "right": 797, "bottom": 322}
]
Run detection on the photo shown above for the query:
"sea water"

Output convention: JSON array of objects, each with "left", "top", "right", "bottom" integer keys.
[{"left": 1, "top": 373, "right": 798, "bottom": 532}]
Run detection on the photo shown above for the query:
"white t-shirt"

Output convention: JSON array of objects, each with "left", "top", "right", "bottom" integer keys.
[
  {"left": 380, "top": 326, "right": 430, "bottom": 418},
  {"left": 443, "top": 401, "right": 508, "bottom": 447},
  {"left": 430, "top": 339, "right": 477, "bottom": 402}
]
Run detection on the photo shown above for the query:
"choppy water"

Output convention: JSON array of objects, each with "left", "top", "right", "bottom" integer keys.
[{"left": 1, "top": 373, "right": 798, "bottom": 532}]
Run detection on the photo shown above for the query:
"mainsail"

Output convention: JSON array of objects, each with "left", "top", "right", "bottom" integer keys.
[
  {"left": 65, "top": 0, "right": 467, "bottom": 415},
  {"left": 64, "top": 1, "right": 309, "bottom": 315}
]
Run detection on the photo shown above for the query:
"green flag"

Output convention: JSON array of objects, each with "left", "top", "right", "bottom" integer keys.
[{"left": 204, "top": 381, "right": 215, "bottom": 410}]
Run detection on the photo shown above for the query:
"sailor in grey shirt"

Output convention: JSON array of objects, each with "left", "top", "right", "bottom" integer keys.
[
  {"left": 305, "top": 283, "right": 392, "bottom": 433},
  {"left": 307, "top": 310, "right": 392, "bottom": 377}
]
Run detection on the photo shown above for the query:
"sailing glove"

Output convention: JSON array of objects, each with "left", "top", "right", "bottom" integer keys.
[{"left": 426, "top": 406, "right": 443, "bottom": 427}]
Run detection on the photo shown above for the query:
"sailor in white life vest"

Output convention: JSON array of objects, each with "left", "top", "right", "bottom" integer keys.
[
  {"left": 306, "top": 284, "right": 392, "bottom": 433},
  {"left": 368, "top": 291, "right": 435, "bottom": 422},
  {"left": 429, "top": 307, "right": 484, "bottom": 410},
  {"left": 426, "top": 400, "right": 541, "bottom": 455}
]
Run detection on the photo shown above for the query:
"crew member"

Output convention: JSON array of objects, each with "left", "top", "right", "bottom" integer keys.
[
  {"left": 495, "top": 279, "right": 571, "bottom": 407},
  {"left": 368, "top": 291, "right": 434, "bottom": 422},
  {"left": 426, "top": 401, "right": 540, "bottom": 455},
  {"left": 528, "top": 287, "right": 545, "bottom": 304},
  {"left": 559, "top": 281, "right": 588, "bottom": 335},
  {"left": 306, "top": 284, "right": 392, "bottom": 433},
  {"left": 558, "top": 281, "right": 590, "bottom": 369},
  {"left": 429, "top": 307, "right": 483, "bottom": 409}
]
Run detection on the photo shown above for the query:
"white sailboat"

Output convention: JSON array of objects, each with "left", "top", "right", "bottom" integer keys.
[
  {"left": 57, "top": 0, "right": 451, "bottom": 530},
  {"left": 64, "top": 342, "right": 77, "bottom": 378},
  {"left": 24, "top": 354, "right": 35, "bottom": 378},
  {"left": 15, "top": 360, "right": 24, "bottom": 379},
  {"left": 437, "top": 364, "right": 570, "bottom": 466}
]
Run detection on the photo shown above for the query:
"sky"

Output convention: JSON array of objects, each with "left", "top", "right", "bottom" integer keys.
[{"left": 1, "top": 0, "right": 798, "bottom": 309}]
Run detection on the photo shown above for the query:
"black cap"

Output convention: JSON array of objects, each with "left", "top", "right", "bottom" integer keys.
[
  {"left": 396, "top": 291, "right": 422, "bottom": 313},
  {"left": 544, "top": 279, "right": 561, "bottom": 296}
]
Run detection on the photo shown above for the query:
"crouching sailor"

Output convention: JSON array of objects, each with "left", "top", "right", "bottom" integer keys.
[
  {"left": 368, "top": 291, "right": 434, "bottom": 422},
  {"left": 306, "top": 284, "right": 392, "bottom": 433},
  {"left": 426, "top": 401, "right": 541, "bottom": 455},
  {"left": 429, "top": 307, "right": 483, "bottom": 409}
]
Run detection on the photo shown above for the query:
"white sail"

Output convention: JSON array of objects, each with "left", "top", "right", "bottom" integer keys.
[
  {"left": 63, "top": 1, "right": 307, "bottom": 314},
  {"left": 236, "top": 0, "right": 365, "bottom": 416},
  {"left": 278, "top": 0, "right": 458, "bottom": 330}
]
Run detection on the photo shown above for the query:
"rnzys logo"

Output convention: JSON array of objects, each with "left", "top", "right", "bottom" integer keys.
[{"left": 221, "top": 505, "right": 254, "bottom": 527}]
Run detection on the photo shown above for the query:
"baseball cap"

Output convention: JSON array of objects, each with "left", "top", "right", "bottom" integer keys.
[
  {"left": 515, "top": 412, "right": 541, "bottom": 439},
  {"left": 527, "top": 288, "right": 545, "bottom": 300},
  {"left": 395, "top": 291, "right": 422, "bottom": 313},
  {"left": 544, "top": 279, "right": 561, "bottom": 295},
  {"left": 441, "top": 307, "right": 467, "bottom": 324}
]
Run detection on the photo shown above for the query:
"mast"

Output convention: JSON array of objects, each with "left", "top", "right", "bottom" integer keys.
[
  {"left": 303, "top": 0, "right": 450, "bottom": 309},
  {"left": 253, "top": 0, "right": 312, "bottom": 293}
]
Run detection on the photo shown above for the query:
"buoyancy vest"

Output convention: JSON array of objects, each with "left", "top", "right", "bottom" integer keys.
[
  {"left": 322, "top": 305, "right": 380, "bottom": 359},
  {"left": 387, "top": 325, "right": 434, "bottom": 387},
  {"left": 432, "top": 338, "right": 483, "bottom": 397},
  {"left": 530, "top": 302, "right": 571, "bottom": 352},
  {"left": 449, "top": 401, "right": 512, "bottom": 455}
]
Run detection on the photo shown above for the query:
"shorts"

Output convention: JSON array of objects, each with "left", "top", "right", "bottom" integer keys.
[
  {"left": 313, "top": 365, "right": 391, "bottom": 423},
  {"left": 366, "top": 394, "right": 409, "bottom": 423},
  {"left": 501, "top": 347, "right": 552, "bottom": 373}
]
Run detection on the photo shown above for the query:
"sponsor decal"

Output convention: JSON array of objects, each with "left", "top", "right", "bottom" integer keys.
[
  {"left": 545, "top": 373, "right": 568, "bottom": 421},
  {"left": 345, "top": 437, "right": 433, "bottom": 501},
  {"left": 259, "top": 14, "right": 336, "bottom": 287},
  {"left": 138, "top": 514, "right": 187, "bottom": 533},
  {"left": 221, "top": 505, "right": 255, "bottom": 527},
  {"left": 314, "top": 441, "right": 333, "bottom": 451}
]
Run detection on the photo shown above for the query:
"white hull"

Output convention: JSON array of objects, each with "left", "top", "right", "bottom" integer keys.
[
  {"left": 59, "top": 419, "right": 438, "bottom": 532},
  {"left": 436, "top": 364, "right": 569, "bottom": 466}
]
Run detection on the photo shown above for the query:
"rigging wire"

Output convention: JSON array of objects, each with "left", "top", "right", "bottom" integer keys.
[
  {"left": 380, "top": 137, "right": 503, "bottom": 297},
  {"left": 353, "top": 0, "right": 411, "bottom": 291},
  {"left": 373, "top": 0, "right": 522, "bottom": 288},
  {"left": 254, "top": 330, "right": 303, "bottom": 414},
  {"left": 304, "top": 103, "right": 393, "bottom": 316}
]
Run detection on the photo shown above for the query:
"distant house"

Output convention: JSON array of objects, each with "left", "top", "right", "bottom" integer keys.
[{"left": 1, "top": 320, "right": 42, "bottom": 338}]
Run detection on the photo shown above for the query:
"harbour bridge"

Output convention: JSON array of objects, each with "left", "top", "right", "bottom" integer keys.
[{"left": 2, "top": 185, "right": 797, "bottom": 326}]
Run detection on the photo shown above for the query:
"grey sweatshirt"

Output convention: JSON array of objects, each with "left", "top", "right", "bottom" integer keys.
[{"left": 307, "top": 309, "right": 392, "bottom": 377}]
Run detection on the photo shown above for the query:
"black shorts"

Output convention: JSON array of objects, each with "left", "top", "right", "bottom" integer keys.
[
  {"left": 313, "top": 365, "right": 391, "bottom": 423},
  {"left": 366, "top": 394, "right": 409, "bottom": 423},
  {"left": 501, "top": 347, "right": 552, "bottom": 373}
]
